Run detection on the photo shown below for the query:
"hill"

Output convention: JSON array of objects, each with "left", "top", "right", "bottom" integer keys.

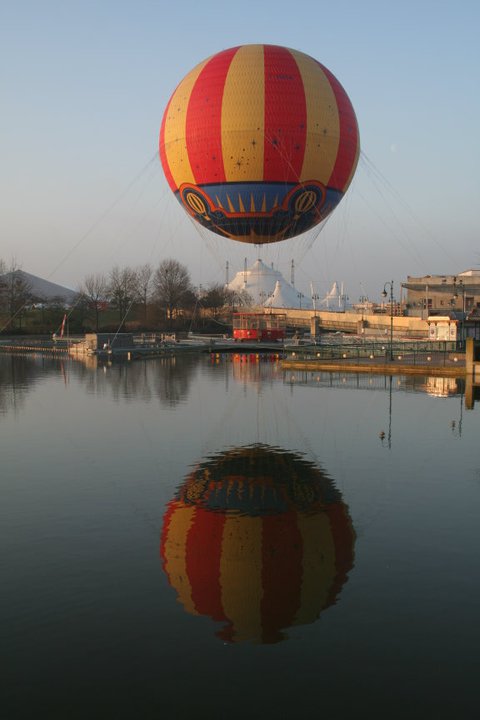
[{"left": 0, "top": 270, "right": 76, "bottom": 304}]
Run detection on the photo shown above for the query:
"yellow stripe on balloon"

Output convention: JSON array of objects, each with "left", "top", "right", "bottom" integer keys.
[
  {"left": 163, "top": 504, "right": 198, "bottom": 616},
  {"left": 293, "top": 512, "right": 337, "bottom": 625},
  {"left": 291, "top": 50, "right": 340, "bottom": 184},
  {"left": 163, "top": 59, "right": 209, "bottom": 189},
  {"left": 220, "top": 515, "right": 263, "bottom": 643},
  {"left": 221, "top": 45, "right": 265, "bottom": 182}
]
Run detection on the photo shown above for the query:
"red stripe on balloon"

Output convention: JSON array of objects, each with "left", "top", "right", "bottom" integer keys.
[
  {"left": 159, "top": 97, "right": 176, "bottom": 191},
  {"left": 185, "top": 47, "right": 238, "bottom": 185},
  {"left": 260, "top": 513, "right": 303, "bottom": 642},
  {"left": 185, "top": 508, "right": 227, "bottom": 622},
  {"left": 263, "top": 45, "right": 307, "bottom": 182},
  {"left": 321, "top": 64, "right": 359, "bottom": 191}
]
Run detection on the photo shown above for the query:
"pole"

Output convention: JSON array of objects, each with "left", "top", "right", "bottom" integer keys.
[
  {"left": 390, "top": 282, "right": 394, "bottom": 361},
  {"left": 382, "top": 280, "right": 394, "bottom": 361},
  {"left": 388, "top": 375, "right": 392, "bottom": 448}
]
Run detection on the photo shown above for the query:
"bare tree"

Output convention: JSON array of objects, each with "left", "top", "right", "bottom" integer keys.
[
  {"left": 0, "top": 260, "right": 32, "bottom": 330},
  {"left": 202, "top": 283, "right": 230, "bottom": 318},
  {"left": 230, "top": 288, "right": 253, "bottom": 309},
  {"left": 0, "top": 260, "right": 6, "bottom": 316},
  {"left": 78, "top": 274, "right": 107, "bottom": 331},
  {"left": 107, "top": 266, "right": 138, "bottom": 326},
  {"left": 153, "top": 259, "right": 193, "bottom": 324},
  {"left": 136, "top": 263, "right": 153, "bottom": 323}
]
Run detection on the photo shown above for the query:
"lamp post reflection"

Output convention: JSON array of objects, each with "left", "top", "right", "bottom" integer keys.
[{"left": 379, "top": 375, "right": 393, "bottom": 449}]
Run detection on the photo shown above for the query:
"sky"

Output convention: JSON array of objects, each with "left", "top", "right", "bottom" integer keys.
[{"left": 1, "top": 0, "right": 479, "bottom": 301}]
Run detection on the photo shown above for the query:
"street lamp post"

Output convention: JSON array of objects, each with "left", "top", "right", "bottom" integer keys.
[
  {"left": 382, "top": 280, "right": 394, "bottom": 361},
  {"left": 451, "top": 275, "right": 466, "bottom": 346},
  {"left": 451, "top": 275, "right": 458, "bottom": 312},
  {"left": 312, "top": 293, "right": 319, "bottom": 316},
  {"left": 458, "top": 279, "right": 466, "bottom": 345}
]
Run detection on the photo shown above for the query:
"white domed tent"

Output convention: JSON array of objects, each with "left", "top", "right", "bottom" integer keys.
[
  {"left": 263, "top": 280, "right": 310, "bottom": 309},
  {"left": 227, "top": 259, "right": 312, "bottom": 309},
  {"left": 318, "top": 281, "right": 346, "bottom": 310}
]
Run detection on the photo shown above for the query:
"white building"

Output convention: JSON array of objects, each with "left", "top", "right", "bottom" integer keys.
[
  {"left": 317, "top": 281, "right": 346, "bottom": 311},
  {"left": 227, "top": 259, "right": 345, "bottom": 310},
  {"left": 227, "top": 259, "right": 311, "bottom": 308}
]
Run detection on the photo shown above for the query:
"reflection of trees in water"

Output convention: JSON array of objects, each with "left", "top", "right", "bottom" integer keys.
[
  {"left": 0, "top": 355, "right": 46, "bottom": 415},
  {"left": 1, "top": 354, "right": 201, "bottom": 413},
  {"left": 152, "top": 356, "right": 199, "bottom": 407},
  {"left": 73, "top": 359, "right": 155, "bottom": 403},
  {"left": 73, "top": 354, "right": 200, "bottom": 407}
]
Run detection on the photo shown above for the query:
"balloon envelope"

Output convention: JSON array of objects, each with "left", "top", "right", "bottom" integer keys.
[{"left": 160, "top": 44, "right": 360, "bottom": 245}]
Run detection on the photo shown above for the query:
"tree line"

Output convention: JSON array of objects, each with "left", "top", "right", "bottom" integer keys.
[
  {"left": 0, "top": 257, "right": 252, "bottom": 334},
  {"left": 0, "top": 259, "right": 33, "bottom": 331}
]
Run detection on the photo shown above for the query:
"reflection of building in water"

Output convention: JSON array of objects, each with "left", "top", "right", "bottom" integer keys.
[
  {"left": 229, "top": 353, "right": 283, "bottom": 385},
  {"left": 422, "top": 376, "right": 462, "bottom": 398},
  {"left": 71, "top": 353, "right": 101, "bottom": 371},
  {"left": 286, "top": 370, "right": 466, "bottom": 399},
  {"left": 160, "top": 444, "right": 355, "bottom": 644}
]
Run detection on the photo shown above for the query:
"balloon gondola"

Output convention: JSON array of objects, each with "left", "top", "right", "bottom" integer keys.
[
  {"left": 160, "top": 444, "right": 355, "bottom": 643},
  {"left": 160, "top": 45, "right": 359, "bottom": 245}
]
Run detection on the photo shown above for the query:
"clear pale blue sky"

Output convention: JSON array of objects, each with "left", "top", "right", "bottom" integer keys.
[{"left": 1, "top": 0, "right": 479, "bottom": 300}]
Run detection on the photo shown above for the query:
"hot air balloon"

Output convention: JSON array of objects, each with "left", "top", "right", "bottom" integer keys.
[
  {"left": 160, "top": 45, "right": 359, "bottom": 245},
  {"left": 160, "top": 444, "right": 355, "bottom": 643}
]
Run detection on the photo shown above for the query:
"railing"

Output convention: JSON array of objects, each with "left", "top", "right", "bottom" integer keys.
[
  {"left": 133, "top": 332, "right": 176, "bottom": 345},
  {"left": 0, "top": 339, "right": 71, "bottom": 354},
  {"left": 284, "top": 340, "right": 462, "bottom": 366}
]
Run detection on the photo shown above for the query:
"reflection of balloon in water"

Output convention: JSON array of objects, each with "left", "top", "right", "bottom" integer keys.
[
  {"left": 160, "top": 445, "right": 355, "bottom": 643},
  {"left": 160, "top": 45, "right": 359, "bottom": 245}
]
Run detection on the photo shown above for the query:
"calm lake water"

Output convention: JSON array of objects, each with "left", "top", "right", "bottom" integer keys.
[{"left": 2, "top": 353, "right": 479, "bottom": 719}]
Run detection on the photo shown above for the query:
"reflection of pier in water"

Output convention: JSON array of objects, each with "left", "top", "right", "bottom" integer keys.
[
  {"left": 160, "top": 444, "right": 355, "bottom": 644},
  {"left": 284, "top": 370, "right": 467, "bottom": 399}
]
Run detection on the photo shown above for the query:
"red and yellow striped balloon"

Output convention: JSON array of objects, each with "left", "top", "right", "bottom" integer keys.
[
  {"left": 160, "top": 445, "right": 355, "bottom": 643},
  {"left": 160, "top": 45, "right": 359, "bottom": 245}
]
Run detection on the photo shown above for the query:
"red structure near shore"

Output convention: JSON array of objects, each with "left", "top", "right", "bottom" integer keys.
[{"left": 232, "top": 312, "right": 286, "bottom": 342}]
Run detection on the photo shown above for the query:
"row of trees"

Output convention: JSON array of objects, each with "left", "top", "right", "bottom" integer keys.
[
  {"left": 78, "top": 258, "right": 253, "bottom": 331},
  {"left": 1, "top": 257, "right": 253, "bottom": 334}
]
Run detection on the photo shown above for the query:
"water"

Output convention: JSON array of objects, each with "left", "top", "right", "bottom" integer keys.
[{"left": 1, "top": 353, "right": 479, "bottom": 719}]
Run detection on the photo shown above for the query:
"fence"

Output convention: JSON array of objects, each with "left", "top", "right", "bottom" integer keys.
[{"left": 284, "top": 340, "right": 462, "bottom": 367}]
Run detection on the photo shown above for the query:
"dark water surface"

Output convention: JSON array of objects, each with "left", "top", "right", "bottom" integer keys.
[{"left": 1, "top": 354, "right": 479, "bottom": 719}]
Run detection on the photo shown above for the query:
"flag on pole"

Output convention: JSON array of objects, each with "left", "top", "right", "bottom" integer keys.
[{"left": 59, "top": 314, "right": 67, "bottom": 338}]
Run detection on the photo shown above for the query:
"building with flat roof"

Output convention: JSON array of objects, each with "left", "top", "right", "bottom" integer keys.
[{"left": 402, "top": 270, "right": 480, "bottom": 318}]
